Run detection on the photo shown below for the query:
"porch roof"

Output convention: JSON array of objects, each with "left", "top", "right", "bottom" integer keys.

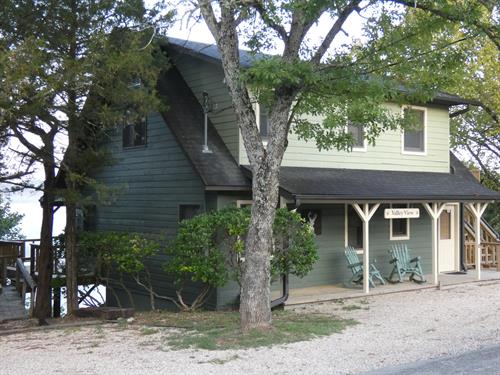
[{"left": 275, "top": 154, "right": 500, "bottom": 203}]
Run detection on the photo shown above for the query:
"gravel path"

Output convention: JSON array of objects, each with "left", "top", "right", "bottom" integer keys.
[{"left": 1, "top": 281, "right": 500, "bottom": 375}]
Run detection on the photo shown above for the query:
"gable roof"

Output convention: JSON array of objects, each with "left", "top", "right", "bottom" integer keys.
[
  {"left": 165, "top": 37, "right": 477, "bottom": 107},
  {"left": 158, "top": 65, "right": 249, "bottom": 190},
  {"left": 260, "top": 153, "right": 499, "bottom": 202},
  {"left": 166, "top": 37, "right": 257, "bottom": 68}
]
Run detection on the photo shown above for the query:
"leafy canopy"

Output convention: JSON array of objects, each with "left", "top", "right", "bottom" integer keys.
[{"left": 0, "top": 195, "right": 24, "bottom": 240}]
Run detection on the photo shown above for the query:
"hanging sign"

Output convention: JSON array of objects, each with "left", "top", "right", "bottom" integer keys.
[{"left": 384, "top": 208, "right": 420, "bottom": 219}]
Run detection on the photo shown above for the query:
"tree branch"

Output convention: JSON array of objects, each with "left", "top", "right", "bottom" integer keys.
[
  {"left": 390, "top": 0, "right": 499, "bottom": 50},
  {"left": 311, "top": 0, "right": 362, "bottom": 64}
]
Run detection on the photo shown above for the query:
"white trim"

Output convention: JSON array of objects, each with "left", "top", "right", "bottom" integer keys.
[
  {"left": 389, "top": 203, "right": 411, "bottom": 240},
  {"left": 401, "top": 105, "right": 427, "bottom": 156},
  {"left": 345, "top": 124, "right": 368, "bottom": 152},
  {"left": 236, "top": 200, "right": 253, "bottom": 208}
]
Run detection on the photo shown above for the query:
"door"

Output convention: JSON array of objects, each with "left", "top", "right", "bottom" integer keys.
[{"left": 438, "top": 205, "right": 456, "bottom": 272}]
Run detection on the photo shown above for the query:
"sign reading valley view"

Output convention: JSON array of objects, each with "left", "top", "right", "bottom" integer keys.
[{"left": 384, "top": 208, "right": 420, "bottom": 219}]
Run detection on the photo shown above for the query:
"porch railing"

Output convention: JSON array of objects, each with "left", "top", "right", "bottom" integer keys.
[{"left": 465, "top": 241, "right": 500, "bottom": 270}]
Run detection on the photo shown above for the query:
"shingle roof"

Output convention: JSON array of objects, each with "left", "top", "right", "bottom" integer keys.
[
  {"left": 243, "top": 154, "right": 499, "bottom": 202},
  {"left": 158, "top": 66, "right": 250, "bottom": 189},
  {"left": 165, "top": 37, "right": 476, "bottom": 107},
  {"left": 166, "top": 37, "right": 258, "bottom": 68}
]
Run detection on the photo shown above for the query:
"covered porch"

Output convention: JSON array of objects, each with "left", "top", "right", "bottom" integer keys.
[
  {"left": 279, "top": 269, "right": 500, "bottom": 306},
  {"left": 277, "top": 155, "right": 500, "bottom": 299}
]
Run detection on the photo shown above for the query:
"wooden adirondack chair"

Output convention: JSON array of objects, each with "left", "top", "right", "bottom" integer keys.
[
  {"left": 344, "top": 246, "right": 386, "bottom": 288},
  {"left": 388, "top": 243, "right": 426, "bottom": 283}
]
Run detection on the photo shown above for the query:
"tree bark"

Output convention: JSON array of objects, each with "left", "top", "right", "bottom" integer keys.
[
  {"left": 65, "top": 202, "right": 78, "bottom": 314},
  {"left": 240, "top": 163, "right": 280, "bottom": 330},
  {"left": 65, "top": 1, "right": 79, "bottom": 315},
  {"left": 34, "top": 162, "right": 55, "bottom": 322}
]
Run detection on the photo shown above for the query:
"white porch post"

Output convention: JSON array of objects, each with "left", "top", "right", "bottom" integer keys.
[
  {"left": 424, "top": 203, "right": 446, "bottom": 285},
  {"left": 466, "top": 202, "right": 489, "bottom": 281},
  {"left": 352, "top": 203, "right": 380, "bottom": 294}
]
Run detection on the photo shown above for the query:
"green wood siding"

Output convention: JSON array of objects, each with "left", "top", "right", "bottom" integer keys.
[
  {"left": 239, "top": 103, "right": 450, "bottom": 173},
  {"left": 94, "top": 113, "right": 205, "bottom": 236},
  {"left": 92, "top": 113, "right": 214, "bottom": 309},
  {"left": 170, "top": 52, "right": 240, "bottom": 161},
  {"left": 215, "top": 202, "right": 434, "bottom": 307},
  {"left": 287, "top": 204, "right": 432, "bottom": 289}
]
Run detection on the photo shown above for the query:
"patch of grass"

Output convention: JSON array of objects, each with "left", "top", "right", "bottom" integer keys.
[
  {"left": 140, "top": 327, "right": 158, "bottom": 336},
  {"left": 63, "top": 327, "right": 82, "bottom": 334},
  {"left": 341, "top": 305, "right": 362, "bottom": 311},
  {"left": 138, "top": 310, "right": 356, "bottom": 351}
]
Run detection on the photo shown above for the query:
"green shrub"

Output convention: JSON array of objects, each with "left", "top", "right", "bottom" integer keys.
[{"left": 165, "top": 207, "right": 318, "bottom": 309}]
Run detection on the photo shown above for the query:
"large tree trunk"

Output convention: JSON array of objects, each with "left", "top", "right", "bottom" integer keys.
[
  {"left": 65, "top": 202, "right": 78, "bottom": 314},
  {"left": 34, "top": 163, "right": 55, "bottom": 322},
  {"left": 240, "top": 162, "right": 280, "bottom": 330}
]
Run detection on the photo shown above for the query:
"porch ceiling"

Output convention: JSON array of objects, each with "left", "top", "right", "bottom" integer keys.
[{"left": 271, "top": 154, "right": 499, "bottom": 203}]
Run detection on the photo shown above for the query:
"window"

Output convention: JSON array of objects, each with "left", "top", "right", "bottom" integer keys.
[
  {"left": 347, "top": 122, "right": 366, "bottom": 151},
  {"left": 236, "top": 200, "right": 253, "bottom": 208},
  {"left": 346, "top": 205, "right": 363, "bottom": 249},
  {"left": 440, "top": 210, "right": 451, "bottom": 240},
  {"left": 179, "top": 204, "right": 201, "bottom": 222},
  {"left": 402, "top": 107, "right": 426, "bottom": 154},
  {"left": 390, "top": 204, "right": 410, "bottom": 240},
  {"left": 257, "top": 103, "right": 269, "bottom": 142},
  {"left": 123, "top": 117, "right": 147, "bottom": 148}
]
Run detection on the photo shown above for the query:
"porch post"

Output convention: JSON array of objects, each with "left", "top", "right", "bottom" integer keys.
[
  {"left": 466, "top": 202, "right": 489, "bottom": 281},
  {"left": 353, "top": 203, "right": 380, "bottom": 294},
  {"left": 424, "top": 203, "right": 446, "bottom": 285}
]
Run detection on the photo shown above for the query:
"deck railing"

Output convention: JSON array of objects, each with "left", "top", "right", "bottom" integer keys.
[{"left": 465, "top": 241, "right": 500, "bottom": 270}]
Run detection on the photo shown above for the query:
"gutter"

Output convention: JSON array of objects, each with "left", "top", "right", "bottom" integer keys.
[{"left": 270, "top": 274, "right": 289, "bottom": 309}]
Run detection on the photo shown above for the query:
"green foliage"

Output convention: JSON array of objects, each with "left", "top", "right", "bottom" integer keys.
[
  {"left": 166, "top": 207, "right": 319, "bottom": 289},
  {"left": 0, "top": 195, "right": 24, "bottom": 240},
  {"left": 272, "top": 208, "right": 318, "bottom": 278},
  {"left": 0, "top": 0, "right": 173, "bottom": 202},
  {"left": 165, "top": 207, "right": 250, "bottom": 290},
  {"left": 78, "top": 231, "right": 160, "bottom": 275}
]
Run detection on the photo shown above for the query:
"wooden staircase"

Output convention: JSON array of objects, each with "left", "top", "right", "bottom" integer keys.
[{"left": 464, "top": 208, "right": 500, "bottom": 269}]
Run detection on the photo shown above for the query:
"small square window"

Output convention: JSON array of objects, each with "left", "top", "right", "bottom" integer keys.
[
  {"left": 403, "top": 108, "right": 425, "bottom": 153},
  {"left": 123, "top": 117, "right": 147, "bottom": 148},
  {"left": 390, "top": 204, "right": 410, "bottom": 240},
  {"left": 179, "top": 204, "right": 201, "bottom": 222},
  {"left": 347, "top": 122, "right": 365, "bottom": 149}
]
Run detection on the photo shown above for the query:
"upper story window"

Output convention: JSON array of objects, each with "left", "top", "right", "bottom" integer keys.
[
  {"left": 402, "top": 106, "right": 426, "bottom": 155},
  {"left": 347, "top": 122, "right": 366, "bottom": 151},
  {"left": 257, "top": 103, "right": 269, "bottom": 142},
  {"left": 123, "top": 117, "right": 147, "bottom": 148}
]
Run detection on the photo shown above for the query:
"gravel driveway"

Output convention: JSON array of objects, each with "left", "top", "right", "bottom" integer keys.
[{"left": 1, "top": 281, "right": 500, "bottom": 375}]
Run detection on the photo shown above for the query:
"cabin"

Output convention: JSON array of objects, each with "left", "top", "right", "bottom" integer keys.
[{"left": 88, "top": 38, "right": 500, "bottom": 310}]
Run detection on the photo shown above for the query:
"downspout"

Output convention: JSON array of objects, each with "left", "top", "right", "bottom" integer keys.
[
  {"left": 460, "top": 203, "right": 467, "bottom": 272},
  {"left": 271, "top": 273, "right": 289, "bottom": 309}
]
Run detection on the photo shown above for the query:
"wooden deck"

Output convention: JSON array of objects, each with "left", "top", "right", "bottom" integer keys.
[
  {"left": 0, "top": 286, "right": 28, "bottom": 322},
  {"left": 280, "top": 270, "right": 500, "bottom": 306}
]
